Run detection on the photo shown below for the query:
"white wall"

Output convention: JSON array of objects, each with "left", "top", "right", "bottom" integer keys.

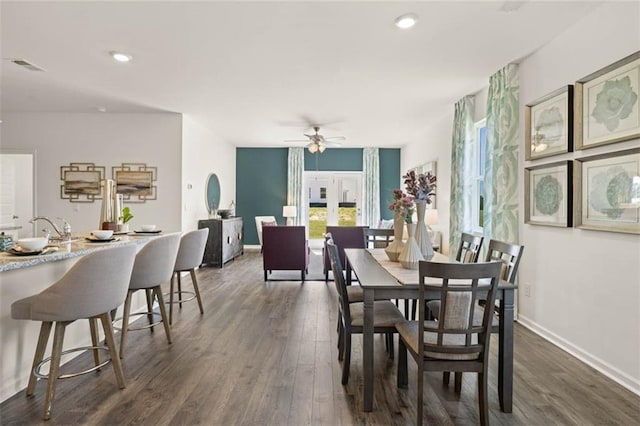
[
  {"left": 517, "top": 2, "right": 640, "bottom": 395},
  {"left": 181, "top": 115, "right": 236, "bottom": 231},
  {"left": 1, "top": 113, "right": 183, "bottom": 234},
  {"left": 403, "top": 2, "right": 640, "bottom": 395}
]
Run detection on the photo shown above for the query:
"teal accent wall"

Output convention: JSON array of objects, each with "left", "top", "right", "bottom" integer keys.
[
  {"left": 237, "top": 147, "right": 401, "bottom": 244},
  {"left": 379, "top": 148, "right": 401, "bottom": 220},
  {"left": 236, "top": 148, "right": 288, "bottom": 245}
]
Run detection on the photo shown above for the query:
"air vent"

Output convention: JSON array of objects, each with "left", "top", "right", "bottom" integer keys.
[{"left": 11, "top": 59, "right": 46, "bottom": 72}]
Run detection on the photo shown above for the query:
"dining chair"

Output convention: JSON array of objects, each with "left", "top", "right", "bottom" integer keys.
[
  {"left": 363, "top": 228, "right": 394, "bottom": 249},
  {"left": 427, "top": 238, "right": 525, "bottom": 391},
  {"left": 11, "top": 245, "right": 137, "bottom": 420},
  {"left": 396, "top": 260, "right": 503, "bottom": 426},
  {"left": 119, "top": 234, "right": 181, "bottom": 358},
  {"left": 327, "top": 239, "right": 405, "bottom": 385},
  {"left": 323, "top": 225, "right": 368, "bottom": 281},
  {"left": 456, "top": 232, "right": 484, "bottom": 263}
]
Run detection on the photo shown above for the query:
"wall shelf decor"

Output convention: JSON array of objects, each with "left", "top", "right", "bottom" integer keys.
[
  {"left": 112, "top": 163, "right": 157, "bottom": 203},
  {"left": 525, "top": 161, "right": 572, "bottom": 227},
  {"left": 525, "top": 85, "right": 573, "bottom": 160},
  {"left": 575, "top": 51, "right": 640, "bottom": 150},
  {"left": 574, "top": 148, "right": 640, "bottom": 234},
  {"left": 60, "top": 162, "right": 105, "bottom": 203}
]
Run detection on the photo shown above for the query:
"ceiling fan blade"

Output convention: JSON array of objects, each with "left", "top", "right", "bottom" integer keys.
[
  {"left": 322, "top": 141, "right": 342, "bottom": 147},
  {"left": 284, "top": 139, "right": 310, "bottom": 143},
  {"left": 324, "top": 136, "right": 346, "bottom": 141}
]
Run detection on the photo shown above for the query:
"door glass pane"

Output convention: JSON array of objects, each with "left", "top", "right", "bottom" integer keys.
[
  {"left": 337, "top": 176, "right": 359, "bottom": 226},
  {"left": 308, "top": 179, "right": 328, "bottom": 239}
]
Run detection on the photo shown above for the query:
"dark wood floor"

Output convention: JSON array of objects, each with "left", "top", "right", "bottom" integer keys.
[{"left": 1, "top": 250, "right": 639, "bottom": 425}]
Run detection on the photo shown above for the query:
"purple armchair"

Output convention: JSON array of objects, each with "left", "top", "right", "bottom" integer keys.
[
  {"left": 323, "top": 226, "right": 369, "bottom": 281},
  {"left": 262, "top": 226, "right": 310, "bottom": 281}
]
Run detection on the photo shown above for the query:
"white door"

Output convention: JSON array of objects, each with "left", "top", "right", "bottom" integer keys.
[{"left": 0, "top": 152, "right": 35, "bottom": 238}]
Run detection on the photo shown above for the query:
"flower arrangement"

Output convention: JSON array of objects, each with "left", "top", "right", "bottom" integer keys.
[
  {"left": 403, "top": 170, "right": 437, "bottom": 203},
  {"left": 388, "top": 188, "right": 415, "bottom": 223}
]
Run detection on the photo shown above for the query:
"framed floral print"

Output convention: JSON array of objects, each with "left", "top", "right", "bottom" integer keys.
[
  {"left": 574, "top": 148, "right": 640, "bottom": 234},
  {"left": 525, "top": 86, "right": 573, "bottom": 160},
  {"left": 525, "top": 161, "right": 572, "bottom": 227},
  {"left": 575, "top": 51, "right": 640, "bottom": 149}
]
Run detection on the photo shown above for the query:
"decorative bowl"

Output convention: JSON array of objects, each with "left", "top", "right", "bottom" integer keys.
[
  {"left": 92, "top": 230, "right": 114, "bottom": 240},
  {"left": 140, "top": 224, "right": 156, "bottom": 232},
  {"left": 17, "top": 237, "right": 48, "bottom": 251}
]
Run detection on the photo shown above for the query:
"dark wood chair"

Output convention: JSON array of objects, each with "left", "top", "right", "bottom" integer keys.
[
  {"left": 456, "top": 232, "right": 484, "bottom": 263},
  {"left": 396, "top": 260, "right": 503, "bottom": 426},
  {"left": 327, "top": 239, "right": 404, "bottom": 385},
  {"left": 363, "top": 228, "right": 394, "bottom": 249},
  {"left": 323, "top": 225, "right": 368, "bottom": 281}
]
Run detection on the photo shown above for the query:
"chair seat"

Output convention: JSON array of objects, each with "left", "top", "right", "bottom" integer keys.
[
  {"left": 426, "top": 301, "right": 499, "bottom": 328},
  {"left": 396, "top": 320, "right": 479, "bottom": 360},
  {"left": 349, "top": 301, "right": 405, "bottom": 328},
  {"left": 346, "top": 285, "right": 363, "bottom": 303}
]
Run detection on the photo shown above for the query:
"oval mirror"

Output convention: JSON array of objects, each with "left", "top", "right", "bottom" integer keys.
[{"left": 205, "top": 173, "right": 221, "bottom": 214}]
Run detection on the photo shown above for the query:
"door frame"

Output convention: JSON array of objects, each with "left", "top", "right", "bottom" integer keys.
[
  {"left": 304, "top": 171, "right": 363, "bottom": 227},
  {"left": 0, "top": 148, "right": 37, "bottom": 237}
]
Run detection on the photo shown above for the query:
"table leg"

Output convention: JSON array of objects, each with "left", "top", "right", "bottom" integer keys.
[
  {"left": 363, "top": 289, "right": 374, "bottom": 412},
  {"left": 498, "top": 289, "right": 514, "bottom": 413},
  {"left": 346, "top": 261, "right": 353, "bottom": 286}
]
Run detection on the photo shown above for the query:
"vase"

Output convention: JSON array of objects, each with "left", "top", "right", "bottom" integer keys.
[
  {"left": 399, "top": 223, "right": 424, "bottom": 270},
  {"left": 384, "top": 213, "right": 405, "bottom": 261},
  {"left": 414, "top": 200, "right": 435, "bottom": 259}
]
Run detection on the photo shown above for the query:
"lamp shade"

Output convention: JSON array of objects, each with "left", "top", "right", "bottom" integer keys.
[
  {"left": 425, "top": 209, "right": 439, "bottom": 226},
  {"left": 283, "top": 205, "right": 297, "bottom": 218}
]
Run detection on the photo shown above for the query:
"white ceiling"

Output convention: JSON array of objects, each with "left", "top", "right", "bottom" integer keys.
[{"left": 1, "top": 1, "right": 602, "bottom": 148}]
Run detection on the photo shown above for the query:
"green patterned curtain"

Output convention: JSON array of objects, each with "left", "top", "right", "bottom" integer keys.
[
  {"left": 362, "top": 147, "right": 380, "bottom": 227},
  {"left": 449, "top": 95, "right": 475, "bottom": 258},
  {"left": 287, "top": 147, "right": 304, "bottom": 226},
  {"left": 484, "top": 63, "right": 519, "bottom": 245}
]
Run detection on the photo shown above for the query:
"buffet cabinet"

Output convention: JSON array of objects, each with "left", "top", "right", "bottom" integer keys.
[{"left": 198, "top": 217, "right": 244, "bottom": 268}]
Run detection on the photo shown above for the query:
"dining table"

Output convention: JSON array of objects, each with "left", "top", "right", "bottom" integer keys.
[{"left": 344, "top": 248, "right": 516, "bottom": 413}]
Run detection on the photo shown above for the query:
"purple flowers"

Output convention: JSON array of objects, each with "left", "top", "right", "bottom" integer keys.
[
  {"left": 403, "top": 170, "right": 436, "bottom": 203},
  {"left": 388, "top": 188, "right": 415, "bottom": 223}
]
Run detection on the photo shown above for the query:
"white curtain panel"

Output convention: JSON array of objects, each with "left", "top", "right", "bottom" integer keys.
[
  {"left": 449, "top": 95, "right": 475, "bottom": 258},
  {"left": 363, "top": 147, "right": 380, "bottom": 228},
  {"left": 287, "top": 147, "right": 305, "bottom": 226}
]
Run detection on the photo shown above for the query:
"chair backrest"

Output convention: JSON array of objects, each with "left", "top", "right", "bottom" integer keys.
[
  {"left": 326, "top": 239, "right": 352, "bottom": 325},
  {"left": 255, "top": 215, "right": 277, "bottom": 246},
  {"left": 174, "top": 228, "right": 209, "bottom": 272},
  {"left": 29, "top": 244, "right": 137, "bottom": 321},
  {"left": 324, "top": 226, "right": 369, "bottom": 270},
  {"left": 130, "top": 234, "right": 181, "bottom": 290},
  {"left": 484, "top": 239, "right": 524, "bottom": 284},
  {"left": 363, "top": 228, "right": 394, "bottom": 249},
  {"left": 262, "top": 225, "right": 308, "bottom": 269},
  {"left": 456, "top": 232, "right": 484, "bottom": 263},
  {"left": 417, "top": 260, "right": 502, "bottom": 362}
]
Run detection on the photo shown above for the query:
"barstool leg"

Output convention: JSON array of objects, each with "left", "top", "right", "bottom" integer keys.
[
  {"left": 190, "top": 269, "right": 204, "bottom": 315},
  {"left": 145, "top": 289, "right": 155, "bottom": 332},
  {"left": 169, "top": 272, "right": 175, "bottom": 324},
  {"left": 27, "top": 322, "right": 52, "bottom": 396},
  {"left": 89, "top": 317, "right": 101, "bottom": 369},
  {"left": 99, "top": 313, "right": 126, "bottom": 389},
  {"left": 119, "top": 290, "right": 133, "bottom": 359},
  {"left": 177, "top": 274, "right": 183, "bottom": 308},
  {"left": 153, "top": 286, "right": 172, "bottom": 344},
  {"left": 43, "top": 321, "right": 67, "bottom": 420}
]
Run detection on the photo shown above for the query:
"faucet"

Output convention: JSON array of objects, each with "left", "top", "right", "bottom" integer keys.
[{"left": 30, "top": 217, "right": 72, "bottom": 242}]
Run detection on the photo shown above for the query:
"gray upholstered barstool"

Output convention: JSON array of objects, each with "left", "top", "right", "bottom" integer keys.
[
  {"left": 168, "top": 228, "right": 209, "bottom": 324},
  {"left": 119, "top": 234, "right": 180, "bottom": 358},
  {"left": 11, "top": 244, "right": 137, "bottom": 420}
]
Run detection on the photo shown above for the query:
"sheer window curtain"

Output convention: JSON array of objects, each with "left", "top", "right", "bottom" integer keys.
[
  {"left": 484, "top": 64, "right": 519, "bottom": 245},
  {"left": 287, "top": 147, "right": 305, "bottom": 226},
  {"left": 362, "top": 147, "right": 380, "bottom": 228},
  {"left": 449, "top": 95, "right": 476, "bottom": 258}
]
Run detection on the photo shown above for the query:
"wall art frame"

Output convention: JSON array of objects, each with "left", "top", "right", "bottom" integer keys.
[
  {"left": 112, "top": 163, "right": 157, "bottom": 203},
  {"left": 575, "top": 51, "right": 640, "bottom": 150},
  {"left": 574, "top": 148, "right": 640, "bottom": 234},
  {"left": 525, "top": 161, "right": 572, "bottom": 227},
  {"left": 60, "top": 162, "right": 105, "bottom": 203},
  {"left": 525, "top": 85, "right": 573, "bottom": 160}
]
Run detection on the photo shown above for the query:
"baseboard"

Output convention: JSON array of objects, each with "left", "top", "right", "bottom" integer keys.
[{"left": 517, "top": 315, "right": 640, "bottom": 396}]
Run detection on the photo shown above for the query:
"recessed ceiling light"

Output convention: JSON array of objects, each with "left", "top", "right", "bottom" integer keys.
[
  {"left": 110, "top": 51, "right": 132, "bottom": 63},
  {"left": 97, "top": 107, "right": 107, "bottom": 113},
  {"left": 395, "top": 13, "right": 418, "bottom": 29}
]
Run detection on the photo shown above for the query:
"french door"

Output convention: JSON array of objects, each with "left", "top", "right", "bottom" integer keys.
[{"left": 305, "top": 172, "right": 362, "bottom": 240}]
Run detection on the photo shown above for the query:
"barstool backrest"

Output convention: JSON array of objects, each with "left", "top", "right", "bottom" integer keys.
[
  {"left": 130, "top": 234, "right": 181, "bottom": 290},
  {"left": 174, "top": 228, "right": 209, "bottom": 272},
  {"left": 22, "top": 244, "right": 137, "bottom": 322}
]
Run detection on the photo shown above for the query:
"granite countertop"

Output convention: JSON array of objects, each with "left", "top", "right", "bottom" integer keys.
[{"left": 0, "top": 233, "right": 162, "bottom": 273}]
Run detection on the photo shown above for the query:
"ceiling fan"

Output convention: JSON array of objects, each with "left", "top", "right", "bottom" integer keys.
[{"left": 285, "top": 126, "right": 345, "bottom": 153}]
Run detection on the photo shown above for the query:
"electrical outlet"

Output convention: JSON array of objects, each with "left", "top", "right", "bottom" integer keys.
[{"left": 524, "top": 283, "right": 531, "bottom": 297}]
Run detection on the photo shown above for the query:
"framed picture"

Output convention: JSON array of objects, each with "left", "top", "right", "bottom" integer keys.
[
  {"left": 60, "top": 163, "right": 105, "bottom": 203},
  {"left": 575, "top": 51, "right": 640, "bottom": 150},
  {"left": 574, "top": 148, "right": 640, "bottom": 234},
  {"left": 525, "top": 86, "right": 573, "bottom": 160},
  {"left": 525, "top": 161, "right": 572, "bottom": 227},
  {"left": 112, "top": 163, "right": 157, "bottom": 203}
]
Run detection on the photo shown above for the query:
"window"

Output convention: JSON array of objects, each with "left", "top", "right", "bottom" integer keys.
[
  {"left": 473, "top": 119, "right": 487, "bottom": 232},
  {"left": 320, "top": 187, "right": 327, "bottom": 199}
]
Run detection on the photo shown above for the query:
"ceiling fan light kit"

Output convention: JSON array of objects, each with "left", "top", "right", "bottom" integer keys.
[
  {"left": 395, "top": 13, "right": 418, "bottom": 29},
  {"left": 286, "top": 125, "right": 343, "bottom": 154}
]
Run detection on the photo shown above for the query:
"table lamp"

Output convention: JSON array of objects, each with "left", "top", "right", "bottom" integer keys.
[
  {"left": 283, "top": 205, "right": 297, "bottom": 226},
  {"left": 425, "top": 209, "right": 439, "bottom": 234}
]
